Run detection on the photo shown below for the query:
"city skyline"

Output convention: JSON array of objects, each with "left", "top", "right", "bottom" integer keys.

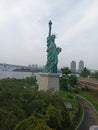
[{"left": 0, "top": 0, "right": 98, "bottom": 70}]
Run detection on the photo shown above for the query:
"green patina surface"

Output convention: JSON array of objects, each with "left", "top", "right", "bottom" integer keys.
[{"left": 45, "top": 21, "right": 61, "bottom": 73}]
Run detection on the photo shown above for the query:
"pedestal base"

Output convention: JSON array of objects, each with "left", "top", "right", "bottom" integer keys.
[{"left": 38, "top": 73, "right": 60, "bottom": 92}]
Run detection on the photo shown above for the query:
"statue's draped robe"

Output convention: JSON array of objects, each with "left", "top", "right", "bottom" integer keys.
[{"left": 45, "top": 35, "right": 61, "bottom": 73}]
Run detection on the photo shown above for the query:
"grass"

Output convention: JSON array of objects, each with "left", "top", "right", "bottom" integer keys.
[
  {"left": 60, "top": 90, "right": 78, "bottom": 117},
  {"left": 79, "top": 88, "right": 98, "bottom": 112},
  {"left": 59, "top": 90, "right": 84, "bottom": 129}
]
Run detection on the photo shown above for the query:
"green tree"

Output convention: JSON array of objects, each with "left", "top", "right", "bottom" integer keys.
[
  {"left": 14, "top": 116, "right": 38, "bottom": 130},
  {"left": 46, "top": 105, "right": 63, "bottom": 129},
  {"left": 24, "top": 77, "right": 38, "bottom": 88},
  {"left": 80, "top": 67, "right": 90, "bottom": 77},
  {"left": 60, "top": 67, "right": 78, "bottom": 90},
  {"left": 0, "top": 78, "right": 75, "bottom": 130},
  {"left": 0, "top": 109, "right": 18, "bottom": 130},
  {"left": 61, "top": 67, "right": 71, "bottom": 76},
  {"left": 69, "top": 75, "right": 78, "bottom": 87},
  {"left": 59, "top": 67, "right": 71, "bottom": 90},
  {"left": 34, "top": 120, "right": 52, "bottom": 130},
  {"left": 90, "top": 71, "right": 98, "bottom": 80}
]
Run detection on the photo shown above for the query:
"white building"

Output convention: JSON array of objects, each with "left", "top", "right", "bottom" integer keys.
[
  {"left": 79, "top": 60, "right": 84, "bottom": 71},
  {"left": 71, "top": 61, "right": 76, "bottom": 72}
]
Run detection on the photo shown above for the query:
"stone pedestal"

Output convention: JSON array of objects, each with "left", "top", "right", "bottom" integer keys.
[{"left": 38, "top": 73, "right": 60, "bottom": 92}]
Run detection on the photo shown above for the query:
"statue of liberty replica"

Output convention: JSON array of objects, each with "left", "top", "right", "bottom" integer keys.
[
  {"left": 45, "top": 21, "right": 61, "bottom": 73},
  {"left": 39, "top": 21, "right": 62, "bottom": 92}
]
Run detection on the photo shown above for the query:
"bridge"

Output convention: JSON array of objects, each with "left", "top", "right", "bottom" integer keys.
[{"left": 78, "top": 78, "right": 98, "bottom": 89}]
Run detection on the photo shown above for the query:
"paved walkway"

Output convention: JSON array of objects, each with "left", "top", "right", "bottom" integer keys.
[{"left": 77, "top": 96, "right": 98, "bottom": 130}]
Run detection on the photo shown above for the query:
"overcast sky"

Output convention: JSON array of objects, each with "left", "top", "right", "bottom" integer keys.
[{"left": 0, "top": 0, "right": 97, "bottom": 70}]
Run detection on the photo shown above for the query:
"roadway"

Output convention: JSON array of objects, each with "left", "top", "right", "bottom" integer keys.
[{"left": 77, "top": 96, "right": 98, "bottom": 130}]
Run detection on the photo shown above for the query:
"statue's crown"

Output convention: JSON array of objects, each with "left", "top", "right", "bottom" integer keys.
[{"left": 52, "top": 34, "right": 56, "bottom": 39}]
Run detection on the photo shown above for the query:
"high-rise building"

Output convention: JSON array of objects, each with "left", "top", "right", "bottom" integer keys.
[
  {"left": 79, "top": 60, "right": 84, "bottom": 71},
  {"left": 71, "top": 61, "right": 76, "bottom": 72}
]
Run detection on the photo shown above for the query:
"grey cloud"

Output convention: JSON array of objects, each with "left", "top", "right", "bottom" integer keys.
[{"left": 0, "top": 0, "right": 97, "bottom": 70}]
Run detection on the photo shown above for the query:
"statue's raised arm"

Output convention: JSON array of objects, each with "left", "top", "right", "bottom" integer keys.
[{"left": 48, "top": 20, "right": 52, "bottom": 37}]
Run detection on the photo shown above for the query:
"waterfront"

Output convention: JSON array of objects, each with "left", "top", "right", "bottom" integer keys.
[{"left": 0, "top": 71, "right": 32, "bottom": 79}]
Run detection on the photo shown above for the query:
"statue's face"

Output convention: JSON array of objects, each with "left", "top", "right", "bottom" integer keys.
[{"left": 52, "top": 35, "right": 55, "bottom": 39}]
